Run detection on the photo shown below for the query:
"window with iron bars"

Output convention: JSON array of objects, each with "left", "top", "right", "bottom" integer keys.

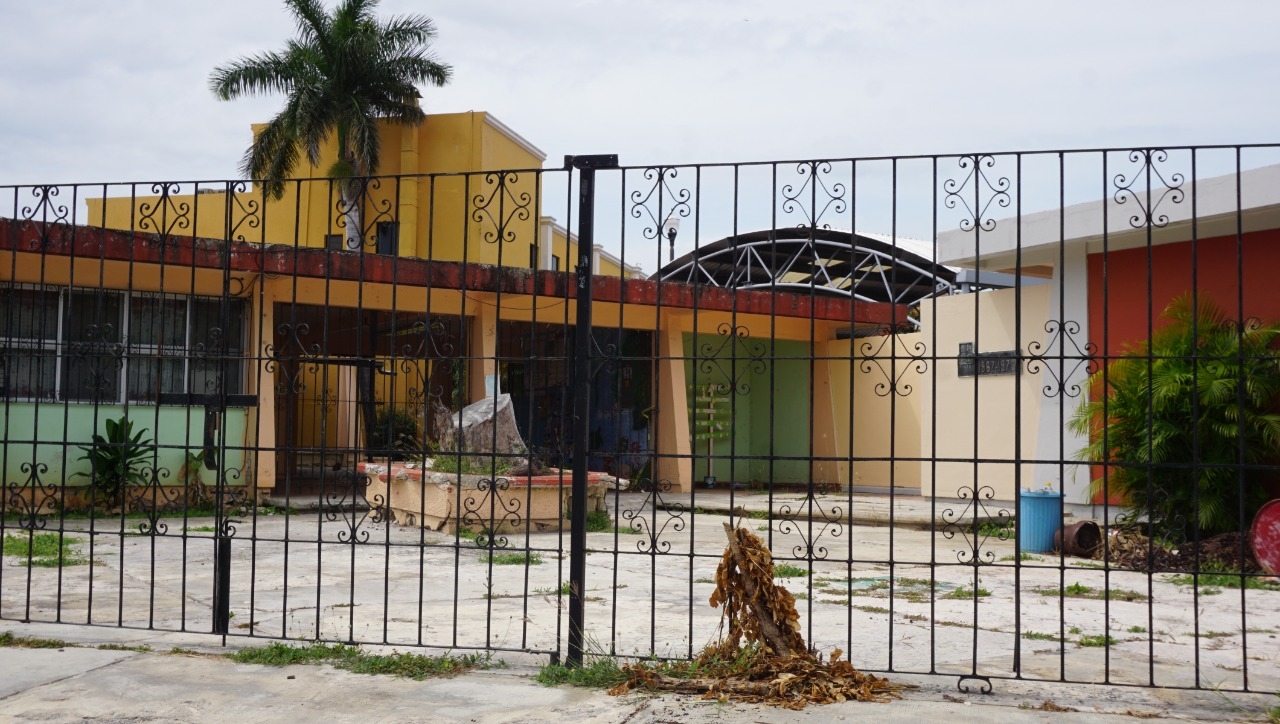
[{"left": 0, "top": 287, "right": 246, "bottom": 404}]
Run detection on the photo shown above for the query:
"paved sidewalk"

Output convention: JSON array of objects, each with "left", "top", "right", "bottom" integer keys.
[{"left": 0, "top": 622, "right": 1274, "bottom": 723}]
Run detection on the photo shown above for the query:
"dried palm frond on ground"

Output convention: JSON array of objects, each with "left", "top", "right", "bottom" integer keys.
[
  {"left": 607, "top": 523, "right": 912, "bottom": 710},
  {"left": 1100, "top": 528, "right": 1260, "bottom": 574}
]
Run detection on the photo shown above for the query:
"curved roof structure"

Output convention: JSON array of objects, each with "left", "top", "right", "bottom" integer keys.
[{"left": 652, "top": 227, "right": 956, "bottom": 312}]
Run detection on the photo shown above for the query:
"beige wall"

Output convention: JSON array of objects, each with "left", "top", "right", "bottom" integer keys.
[
  {"left": 829, "top": 334, "right": 924, "bottom": 490},
  {"left": 918, "top": 285, "right": 1051, "bottom": 500}
]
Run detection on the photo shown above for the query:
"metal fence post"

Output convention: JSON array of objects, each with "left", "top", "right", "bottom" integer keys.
[{"left": 566, "top": 154, "right": 617, "bottom": 668}]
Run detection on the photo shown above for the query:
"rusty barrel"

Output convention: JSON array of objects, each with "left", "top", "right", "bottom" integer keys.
[{"left": 1054, "top": 520, "right": 1102, "bottom": 558}]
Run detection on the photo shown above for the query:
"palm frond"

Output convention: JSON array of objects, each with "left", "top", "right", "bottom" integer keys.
[{"left": 209, "top": 52, "right": 295, "bottom": 100}]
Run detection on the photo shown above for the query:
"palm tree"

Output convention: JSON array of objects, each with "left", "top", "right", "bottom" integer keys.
[
  {"left": 209, "top": 0, "right": 452, "bottom": 249},
  {"left": 1069, "top": 294, "right": 1280, "bottom": 543}
]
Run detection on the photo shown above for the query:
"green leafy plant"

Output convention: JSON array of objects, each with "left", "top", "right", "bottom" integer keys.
[
  {"left": 75, "top": 416, "right": 155, "bottom": 510},
  {"left": 368, "top": 407, "right": 421, "bottom": 459},
  {"left": 1070, "top": 295, "right": 1280, "bottom": 543},
  {"left": 179, "top": 450, "right": 213, "bottom": 508}
]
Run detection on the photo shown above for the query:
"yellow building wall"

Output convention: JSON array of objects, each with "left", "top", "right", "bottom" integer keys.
[
  {"left": 918, "top": 286, "right": 1050, "bottom": 500},
  {"left": 88, "top": 112, "right": 558, "bottom": 268},
  {"left": 828, "top": 334, "right": 924, "bottom": 490}
]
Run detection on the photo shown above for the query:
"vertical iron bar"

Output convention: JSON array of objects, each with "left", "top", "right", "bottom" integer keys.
[{"left": 566, "top": 154, "right": 616, "bottom": 667}]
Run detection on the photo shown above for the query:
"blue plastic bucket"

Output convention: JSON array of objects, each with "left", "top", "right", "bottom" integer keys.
[{"left": 1018, "top": 491, "right": 1063, "bottom": 553}]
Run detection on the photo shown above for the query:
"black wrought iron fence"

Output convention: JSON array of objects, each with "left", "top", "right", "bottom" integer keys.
[{"left": 2, "top": 144, "right": 1279, "bottom": 694}]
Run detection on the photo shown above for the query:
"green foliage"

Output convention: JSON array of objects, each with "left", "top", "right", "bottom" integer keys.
[
  {"left": 229, "top": 642, "right": 496, "bottom": 679},
  {"left": 2, "top": 533, "right": 87, "bottom": 567},
  {"left": 1167, "top": 564, "right": 1280, "bottom": 591},
  {"left": 942, "top": 586, "right": 991, "bottom": 599},
  {"left": 534, "top": 581, "right": 573, "bottom": 596},
  {"left": 977, "top": 518, "right": 1013, "bottom": 538},
  {"left": 1077, "top": 634, "right": 1115, "bottom": 648},
  {"left": 368, "top": 407, "right": 420, "bottom": 459},
  {"left": 430, "top": 455, "right": 511, "bottom": 476},
  {"left": 1070, "top": 295, "right": 1280, "bottom": 542},
  {"left": 536, "top": 657, "right": 627, "bottom": 688},
  {"left": 75, "top": 416, "right": 155, "bottom": 509},
  {"left": 209, "top": 0, "right": 453, "bottom": 200},
  {"left": 97, "top": 643, "right": 151, "bottom": 652},
  {"left": 1065, "top": 582, "right": 1092, "bottom": 596},
  {"left": 772, "top": 563, "right": 808, "bottom": 579},
  {"left": 584, "top": 509, "right": 612, "bottom": 533},
  {"left": 481, "top": 551, "right": 543, "bottom": 566},
  {"left": 180, "top": 450, "right": 214, "bottom": 508},
  {"left": 1022, "top": 631, "right": 1060, "bottom": 641},
  {"left": 0, "top": 631, "right": 67, "bottom": 648}
]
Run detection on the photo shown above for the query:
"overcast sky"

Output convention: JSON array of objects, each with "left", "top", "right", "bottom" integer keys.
[{"left": 2, "top": 1, "right": 1277, "bottom": 257}]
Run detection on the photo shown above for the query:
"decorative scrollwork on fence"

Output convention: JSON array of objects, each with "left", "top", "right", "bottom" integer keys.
[
  {"left": 226, "top": 181, "right": 262, "bottom": 242},
  {"left": 696, "top": 323, "right": 767, "bottom": 397},
  {"left": 126, "top": 466, "right": 178, "bottom": 536},
  {"left": 460, "top": 478, "right": 522, "bottom": 549},
  {"left": 776, "top": 492, "right": 844, "bottom": 560},
  {"left": 321, "top": 469, "right": 378, "bottom": 544},
  {"left": 941, "top": 485, "right": 1012, "bottom": 565},
  {"left": 137, "top": 182, "right": 191, "bottom": 247},
  {"left": 589, "top": 337, "right": 619, "bottom": 379},
  {"left": 943, "top": 155, "right": 1011, "bottom": 233},
  {"left": 330, "top": 178, "right": 394, "bottom": 251},
  {"left": 629, "top": 166, "right": 691, "bottom": 245},
  {"left": 397, "top": 319, "right": 455, "bottom": 419},
  {"left": 857, "top": 335, "right": 929, "bottom": 397},
  {"left": 1025, "top": 320, "right": 1097, "bottom": 398},
  {"left": 1114, "top": 149, "right": 1185, "bottom": 229},
  {"left": 471, "top": 171, "right": 533, "bottom": 245},
  {"left": 216, "top": 466, "right": 253, "bottom": 538},
  {"left": 779, "top": 161, "right": 847, "bottom": 229},
  {"left": 19, "top": 185, "right": 72, "bottom": 249},
  {"left": 621, "top": 477, "right": 686, "bottom": 554},
  {"left": 957, "top": 674, "right": 993, "bottom": 695},
  {"left": 4, "top": 462, "right": 57, "bottom": 531}
]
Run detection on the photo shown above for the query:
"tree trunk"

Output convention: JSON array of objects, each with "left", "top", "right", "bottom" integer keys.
[{"left": 341, "top": 182, "right": 363, "bottom": 251}]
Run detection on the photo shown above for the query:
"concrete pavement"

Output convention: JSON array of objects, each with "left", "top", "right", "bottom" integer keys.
[{"left": 0, "top": 621, "right": 1275, "bottom": 723}]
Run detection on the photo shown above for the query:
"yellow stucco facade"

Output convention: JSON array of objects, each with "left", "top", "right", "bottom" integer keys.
[{"left": 87, "top": 111, "right": 639, "bottom": 279}]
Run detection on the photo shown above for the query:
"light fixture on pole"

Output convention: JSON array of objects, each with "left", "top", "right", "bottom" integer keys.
[{"left": 662, "top": 212, "right": 681, "bottom": 263}]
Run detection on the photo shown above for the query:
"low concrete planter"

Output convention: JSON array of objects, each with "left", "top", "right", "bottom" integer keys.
[{"left": 356, "top": 462, "right": 608, "bottom": 534}]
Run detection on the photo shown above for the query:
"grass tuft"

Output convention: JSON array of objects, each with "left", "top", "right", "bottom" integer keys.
[
  {"left": 773, "top": 563, "right": 807, "bottom": 579},
  {"left": 97, "top": 643, "right": 151, "bottom": 652},
  {"left": 1023, "top": 631, "right": 1060, "bottom": 641},
  {"left": 536, "top": 657, "right": 627, "bottom": 688},
  {"left": 1077, "top": 634, "right": 1115, "bottom": 648},
  {"left": 942, "top": 586, "right": 991, "bottom": 600},
  {"left": 2, "top": 533, "right": 88, "bottom": 567},
  {"left": 229, "top": 642, "right": 500, "bottom": 679},
  {"left": 481, "top": 551, "right": 543, "bottom": 566},
  {"left": 0, "top": 631, "right": 67, "bottom": 648}
]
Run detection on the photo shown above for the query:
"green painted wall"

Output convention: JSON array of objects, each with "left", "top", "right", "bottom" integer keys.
[
  {"left": 683, "top": 334, "right": 812, "bottom": 485},
  {"left": 0, "top": 404, "right": 248, "bottom": 487}
]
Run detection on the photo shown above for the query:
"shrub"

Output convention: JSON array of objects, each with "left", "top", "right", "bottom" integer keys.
[
  {"left": 1069, "top": 295, "right": 1280, "bottom": 543},
  {"left": 368, "top": 406, "right": 420, "bottom": 459},
  {"left": 75, "top": 416, "right": 155, "bottom": 509}
]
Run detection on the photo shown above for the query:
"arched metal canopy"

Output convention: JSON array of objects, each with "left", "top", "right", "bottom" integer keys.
[{"left": 652, "top": 227, "right": 956, "bottom": 312}]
